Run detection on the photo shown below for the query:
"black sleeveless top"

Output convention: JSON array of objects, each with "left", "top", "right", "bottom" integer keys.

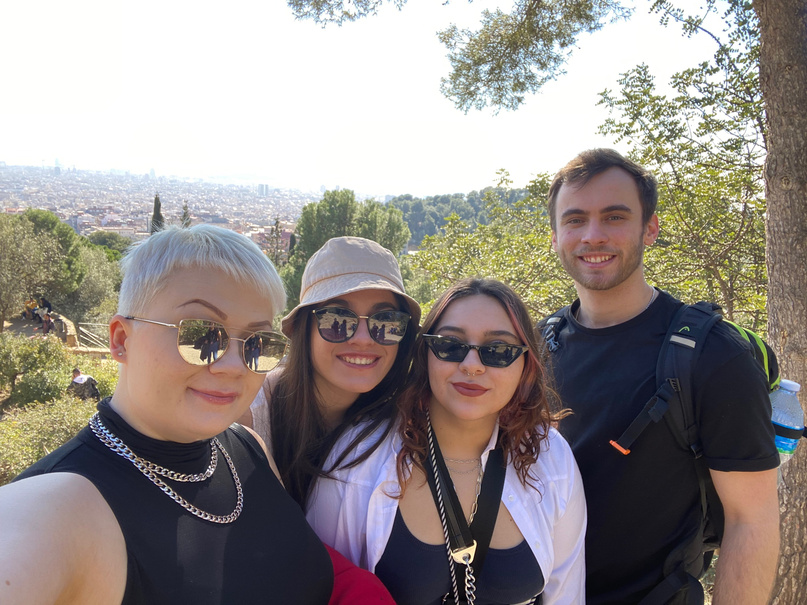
[
  {"left": 375, "top": 508, "right": 544, "bottom": 605},
  {"left": 15, "top": 399, "right": 333, "bottom": 604}
]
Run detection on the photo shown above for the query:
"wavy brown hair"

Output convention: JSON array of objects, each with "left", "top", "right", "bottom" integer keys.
[{"left": 395, "top": 278, "right": 568, "bottom": 490}]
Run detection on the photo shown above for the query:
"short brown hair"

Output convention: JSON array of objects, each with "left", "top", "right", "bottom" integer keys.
[{"left": 547, "top": 148, "right": 658, "bottom": 230}]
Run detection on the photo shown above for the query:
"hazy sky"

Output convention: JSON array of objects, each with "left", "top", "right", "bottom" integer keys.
[{"left": 1, "top": 1, "right": 715, "bottom": 197}]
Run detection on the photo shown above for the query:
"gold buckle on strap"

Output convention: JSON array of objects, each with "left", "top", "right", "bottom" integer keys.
[{"left": 451, "top": 540, "right": 477, "bottom": 564}]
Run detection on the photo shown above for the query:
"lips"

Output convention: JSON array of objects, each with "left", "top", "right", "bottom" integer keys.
[
  {"left": 190, "top": 388, "right": 238, "bottom": 405},
  {"left": 452, "top": 382, "right": 489, "bottom": 397}
]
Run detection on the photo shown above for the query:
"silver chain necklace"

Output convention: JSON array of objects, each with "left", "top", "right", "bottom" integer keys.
[{"left": 89, "top": 413, "right": 243, "bottom": 524}]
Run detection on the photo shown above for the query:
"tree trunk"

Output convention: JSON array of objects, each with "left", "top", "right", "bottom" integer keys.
[{"left": 755, "top": 1, "right": 807, "bottom": 603}]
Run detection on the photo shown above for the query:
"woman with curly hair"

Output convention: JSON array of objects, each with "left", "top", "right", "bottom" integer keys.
[{"left": 307, "top": 277, "right": 586, "bottom": 605}]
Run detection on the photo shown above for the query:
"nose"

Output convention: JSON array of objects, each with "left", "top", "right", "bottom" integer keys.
[
  {"left": 349, "top": 317, "right": 375, "bottom": 345},
  {"left": 580, "top": 221, "right": 608, "bottom": 245},
  {"left": 209, "top": 337, "right": 248, "bottom": 375},
  {"left": 457, "top": 347, "right": 485, "bottom": 377}
]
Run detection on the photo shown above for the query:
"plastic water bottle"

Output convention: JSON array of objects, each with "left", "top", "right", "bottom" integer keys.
[{"left": 770, "top": 379, "right": 804, "bottom": 465}]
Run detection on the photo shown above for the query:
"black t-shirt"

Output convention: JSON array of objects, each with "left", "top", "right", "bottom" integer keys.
[
  {"left": 15, "top": 400, "right": 334, "bottom": 604},
  {"left": 550, "top": 290, "right": 778, "bottom": 604}
]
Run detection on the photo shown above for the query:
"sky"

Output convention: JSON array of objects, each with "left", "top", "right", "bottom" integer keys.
[{"left": 0, "top": 1, "right": 716, "bottom": 198}]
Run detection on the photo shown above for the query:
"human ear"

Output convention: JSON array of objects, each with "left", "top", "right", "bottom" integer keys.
[
  {"left": 644, "top": 215, "right": 660, "bottom": 246},
  {"left": 109, "top": 315, "right": 131, "bottom": 362}
]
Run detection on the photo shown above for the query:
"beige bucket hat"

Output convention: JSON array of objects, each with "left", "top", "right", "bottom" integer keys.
[{"left": 280, "top": 236, "right": 421, "bottom": 337}]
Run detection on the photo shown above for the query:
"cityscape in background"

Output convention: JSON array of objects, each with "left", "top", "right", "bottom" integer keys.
[{"left": 0, "top": 163, "right": 339, "bottom": 254}]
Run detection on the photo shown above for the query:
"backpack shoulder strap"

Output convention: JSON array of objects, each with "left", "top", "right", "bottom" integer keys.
[
  {"left": 537, "top": 305, "right": 571, "bottom": 353},
  {"left": 659, "top": 302, "right": 724, "bottom": 457},
  {"left": 608, "top": 302, "right": 722, "bottom": 456}
]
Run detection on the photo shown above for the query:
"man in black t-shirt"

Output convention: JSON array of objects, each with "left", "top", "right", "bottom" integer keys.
[{"left": 544, "top": 149, "right": 779, "bottom": 604}]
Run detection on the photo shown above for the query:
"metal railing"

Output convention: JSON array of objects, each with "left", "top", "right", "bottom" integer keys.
[{"left": 77, "top": 323, "right": 109, "bottom": 348}]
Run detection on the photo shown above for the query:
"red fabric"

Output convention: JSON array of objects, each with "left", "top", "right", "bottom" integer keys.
[{"left": 326, "top": 544, "right": 396, "bottom": 604}]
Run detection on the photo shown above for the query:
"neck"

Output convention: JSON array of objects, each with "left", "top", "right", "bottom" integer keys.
[
  {"left": 428, "top": 400, "right": 496, "bottom": 460},
  {"left": 313, "top": 379, "right": 360, "bottom": 432},
  {"left": 575, "top": 275, "right": 656, "bottom": 329}
]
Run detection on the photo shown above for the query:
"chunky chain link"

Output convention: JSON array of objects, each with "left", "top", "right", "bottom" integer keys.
[{"left": 89, "top": 413, "right": 243, "bottom": 524}]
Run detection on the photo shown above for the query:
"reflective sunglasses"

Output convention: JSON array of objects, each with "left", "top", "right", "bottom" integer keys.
[
  {"left": 311, "top": 307, "right": 411, "bottom": 346},
  {"left": 125, "top": 317, "right": 287, "bottom": 374},
  {"left": 422, "top": 334, "right": 528, "bottom": 368}
]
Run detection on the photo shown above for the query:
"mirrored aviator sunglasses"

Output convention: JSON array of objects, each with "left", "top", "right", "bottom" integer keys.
[
  {"left": 422, "top": 334, "right": 528, "bottom": 368},
  {"left": 312, "top": 307, "right": 411, "bottom": 346},
  {"left": 126, "top": 317, "right": 287, "bottom": 374}
]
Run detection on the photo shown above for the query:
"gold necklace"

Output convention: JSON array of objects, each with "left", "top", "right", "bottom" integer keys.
[{"left": 89, "top": 413, "right": 243, "bottom": 524}]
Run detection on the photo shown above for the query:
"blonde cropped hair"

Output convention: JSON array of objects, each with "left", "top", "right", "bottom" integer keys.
[{"left": 117, "top": 224, "right": 286, "bottom": 318}]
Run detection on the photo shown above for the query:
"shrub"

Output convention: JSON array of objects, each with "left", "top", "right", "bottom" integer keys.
[
  {"left": 0, "top": 395, "right": 97, "bottom": 485},
  {"left": 0, "top": 333, "right": 118, "bottom": 408}
]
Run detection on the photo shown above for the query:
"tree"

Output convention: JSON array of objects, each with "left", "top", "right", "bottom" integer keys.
[
  {"left": 87, "top": 231, "right": 133, "bottom": 255},
  {"left": 181, "top": 201, "right": 192, "bottom": 228},
  {"left": 597, "top": 6, "right": 768, "bottom": 329},
  {"left": 57, "top": 244, "right": 121, "bottom": 326},
  {"left": 22, "top": 209, "right": 87, "bottom": 302},
  {"left": 151, "top": 193, "right": 164, "bottom": 233},
  {"left": 0, "top": 215, "right": 60, "bottom": 332},
  {"left": 282, "top": 190, "right": 411, "bottom": 310},
  {"left": 754, "top": 1, "right": 807, "bottom": 601}
]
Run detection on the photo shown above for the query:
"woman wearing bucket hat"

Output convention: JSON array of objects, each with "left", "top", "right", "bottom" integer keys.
[{"left": 240, "top": 236, "right": 421, "bottom": 509}]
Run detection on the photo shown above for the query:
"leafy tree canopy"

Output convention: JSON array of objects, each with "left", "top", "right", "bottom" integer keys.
[
  {"left": 22, "top": 209, "right": 87, "bottom": 300},
  {"left": 87, "top": 230, "right": 133, "bottom": 255},
  {"left": 282, "top": 189, "right": 411, "bottom": 310}
]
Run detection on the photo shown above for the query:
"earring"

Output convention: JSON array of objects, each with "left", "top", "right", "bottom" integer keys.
[{"left": 117, "top": 352, "right": 123, "bottom": 357}]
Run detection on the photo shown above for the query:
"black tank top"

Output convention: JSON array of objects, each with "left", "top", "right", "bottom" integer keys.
[
  {"left": 15, "top": 399, "right": 333, "bottom": 604},
  {"left": 375, "top": 507, "right": 544, "bottom": 604}
]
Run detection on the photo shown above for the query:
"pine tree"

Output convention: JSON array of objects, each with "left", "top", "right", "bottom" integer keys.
[
  {"left": 181, "top": 201, "right": 191, "bottom": 228},
  {"left": 150, "top": 194, "right": 164, "bottom": 234}
]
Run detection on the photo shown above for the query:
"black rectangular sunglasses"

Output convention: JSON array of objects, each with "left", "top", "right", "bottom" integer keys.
[{"left": 422, "top": 334, "right": 528, "bottom": 368}]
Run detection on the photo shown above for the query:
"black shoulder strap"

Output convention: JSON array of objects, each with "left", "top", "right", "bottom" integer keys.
[
  {"left": 537, "top": 305, "right": 570, "bottom": 353},
  {"left": 658, "top": 302, "right": 724, "bottom": 457},
  {"left": 608, "top": 302, "right": 722, "bottom": 456}
]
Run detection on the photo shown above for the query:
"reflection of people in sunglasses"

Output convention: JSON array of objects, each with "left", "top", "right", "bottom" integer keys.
[
  {"left": 308, "top": 278, "right": 586, "bottom": 605},
  {"left": 0, "top": 225, "right": 336, "bottom": 603},
  {"left": 239, "top": 236, "right": 421, "bottom": 512}
]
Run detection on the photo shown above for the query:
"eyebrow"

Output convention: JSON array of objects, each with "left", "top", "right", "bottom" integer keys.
[
  {"left": 436, "top": 325, "right": 520, "bottom": 340},
  {"left": 178, "top": 299, "right": 227, "bottom": 321},
  {"left": 560, "top": 203, "right": 634, "bottom": 219}
]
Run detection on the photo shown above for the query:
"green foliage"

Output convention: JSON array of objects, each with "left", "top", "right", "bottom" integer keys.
[
  {"left": 287, "top": 0, "right": 629, "bottom": 112},
  {"left": 413, "top": 173, "right": 575, "bottom": 317},
  {"left": 438, "top": 1, "right": 629, "bottom": 112},
  {"left": 283, "top": 190, "right": 411, "bottom": 310},
  {"left": 151, "top": 193, "right": 165, "bottom": 233},
  {"left": 87, "top": 230, "right": 133, "bottom": 254},
  {"left": 0, "top": 395, "right": 97, "bottom": 485},
  {"left": 57, "top": 245, "right": 122, "bottom": 326},
  {"left": 598, "top": 3, "right": 767, "bottom": 329},
  {"left": 388, "top": 186, "right": 529, "bottom": 246},
  {"left": 0, "top": 332, "right": 117, "bottom": 407},
  {"left": 22, "top": 208, "right": 87, "bottom": 300},
  {"left": 181, "top": 201, "right": 192, "bottom": 228},
  {"left": 0, "top": 214, "right": 61, "bottom": 331}
]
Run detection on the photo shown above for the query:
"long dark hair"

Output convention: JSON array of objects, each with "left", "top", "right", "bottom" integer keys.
[
  {"left": 396, "top": 278, "right": 568, "bottom": 490},
  {"left": 269, "top": 292, "right": 417, "bottom": 508}
]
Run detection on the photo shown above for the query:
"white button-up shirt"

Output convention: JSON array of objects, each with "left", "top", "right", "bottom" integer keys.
[{"left": 306, "top": 421, "right": 587, "bottom": 605}]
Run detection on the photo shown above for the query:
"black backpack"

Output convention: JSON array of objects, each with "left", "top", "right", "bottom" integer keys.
[{"left": 540, "top": 301, "right": 791, "bottom": 604}]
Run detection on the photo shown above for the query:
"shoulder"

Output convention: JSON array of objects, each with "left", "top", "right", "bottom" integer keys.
[
  {"left": 534, "top": 427, "right": 581, "bottom": 484},
  {"left": 0, "top": 473, "right": 127, "bottom": 603}
]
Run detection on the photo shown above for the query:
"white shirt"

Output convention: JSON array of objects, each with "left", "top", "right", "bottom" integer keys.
[{"left": 306, "top": 421, "right": 587, "bottom": 605}]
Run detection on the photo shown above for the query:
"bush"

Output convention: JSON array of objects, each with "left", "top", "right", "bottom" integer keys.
[
  {"left": 0, "top": 333, "right": 118, "bottom": 408},
  {"left": 0, "top": 395, "right": 97, "bottom": 485}
]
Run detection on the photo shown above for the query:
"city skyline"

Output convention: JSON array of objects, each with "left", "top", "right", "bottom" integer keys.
[{"left": 2, "top": 1, "right": 715, "bottom": 197}]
